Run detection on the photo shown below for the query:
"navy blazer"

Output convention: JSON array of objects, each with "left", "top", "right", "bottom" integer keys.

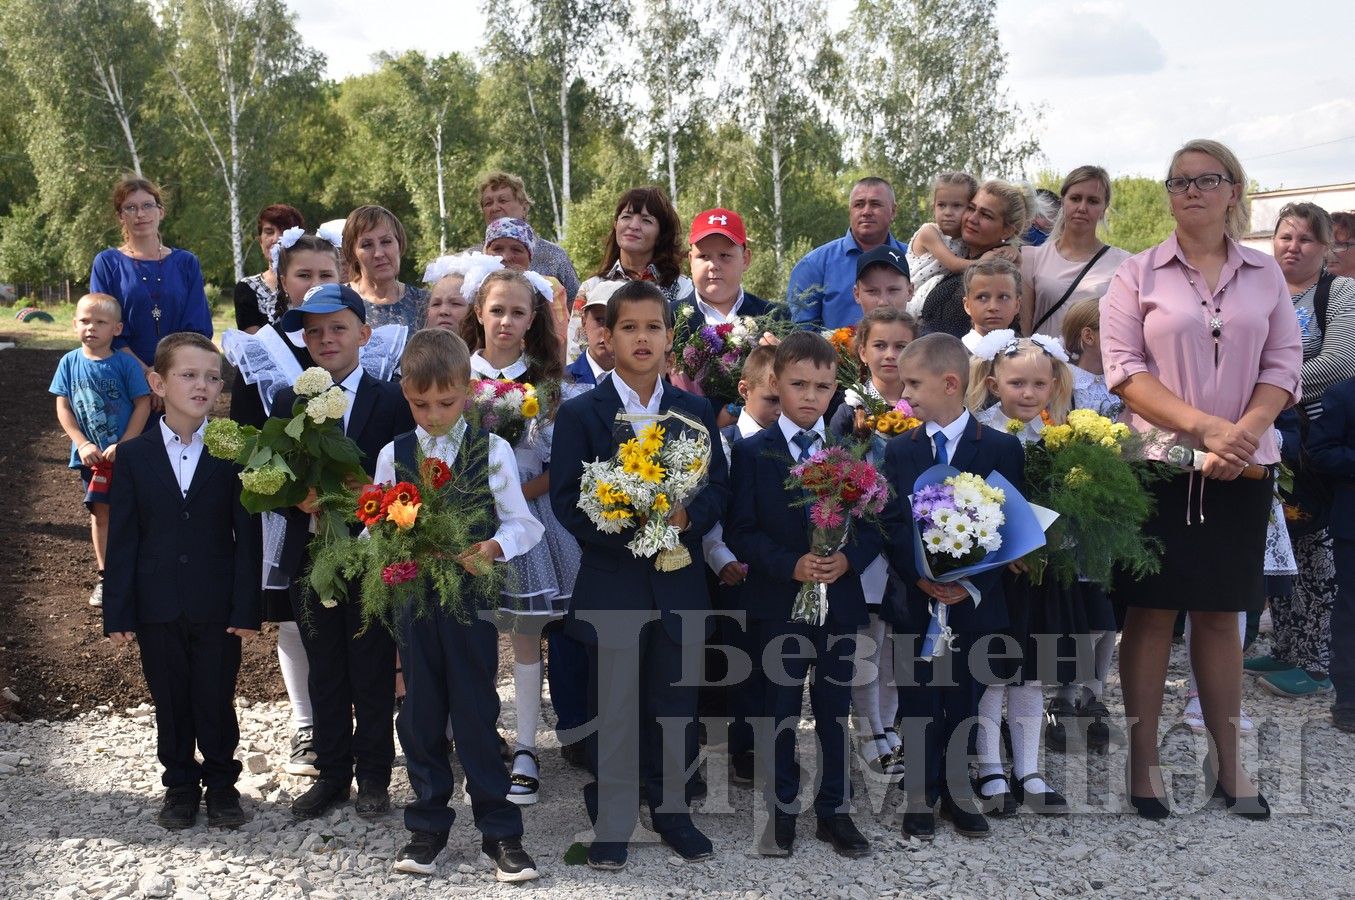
[
  {"left": 725, "top": 424, "right": 881, "bottom": 630},
  {"left": 274, "top": 372, "right": 415, "bottom": 579},
  {"left": 1306, "top": 375, "right": 1355, "bottom": 541},
  {"left": 879, "top": 416, "right": 1025, "bottom": 634},
  {"left": 566, "top": 352, "right": 603, "bottom": 387},
  {"left": 104, "top": 420, "right": 261, "bottom": 634},
  {"left": 549, "top": 374, "right": 729, "bottom": 647},
  {"left": 670, "top": 289, "right": 777, "bottom": 323}
]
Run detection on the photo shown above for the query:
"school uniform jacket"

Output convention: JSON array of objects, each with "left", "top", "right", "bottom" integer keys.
[
  {"left": 725, "top": 424, "right": 881, "bottom": 630},
  {"left": 880, "top": 416, "right": 1025, "bottom": 634},
  {"left": 669, "top": 289, "right": 777, "bottom": 323},
  {"left": 103, "top": 423, "right": 261, "bottom": 634},
  {"left": 1307, "top": 376, "right": 1355, "bottom": 542},
  {"left": 549, "top": 375, "right": 729, "bottom": 647}
]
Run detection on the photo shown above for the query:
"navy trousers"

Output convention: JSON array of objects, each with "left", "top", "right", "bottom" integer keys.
[
  {"left": 546, "top": 626, "right": 590, "bottom": 741},
  {"left": 894, "top": 631, "right": 981, "bottom": 808},
  {"left": 1331, "top": 537, "right": 1355, "bottom": 709},
  {"left": 397, "top": 607, "right": 521, "bottom": 838}
]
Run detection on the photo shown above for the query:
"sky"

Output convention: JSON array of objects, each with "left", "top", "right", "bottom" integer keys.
[{"left": 290, "top": 0, "right": 1354, "bottom": 191}]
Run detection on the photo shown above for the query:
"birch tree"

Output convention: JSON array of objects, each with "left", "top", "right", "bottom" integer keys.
[{"left": 639, "top": 0, "right": 714, "bottom": 203}]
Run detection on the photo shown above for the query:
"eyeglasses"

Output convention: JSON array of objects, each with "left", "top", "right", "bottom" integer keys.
[
  {"left": 1164, "top": 174, "right": 1234, "bottom": 194},
  {"left": 170, "top": 371, "right": 224, "bottom": 387},
  {"left": 1334, "top": 241, "right": 1354, "bottom": 254},
  {"left": 120, "top": 202, "right": 162, "bottom": 216}
]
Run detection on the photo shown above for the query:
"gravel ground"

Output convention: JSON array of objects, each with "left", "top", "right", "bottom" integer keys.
[{"left": 2, "top": 636, "right": 1353, "bottom": 900}]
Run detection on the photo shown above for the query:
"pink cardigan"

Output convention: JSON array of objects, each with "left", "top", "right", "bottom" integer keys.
[{"left": 1100, "top": 233, "right": 1302, "bottom": 464}]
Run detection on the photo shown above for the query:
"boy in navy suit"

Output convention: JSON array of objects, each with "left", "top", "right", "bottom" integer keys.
[
  {"left": 700, "top": 345, "right": 779, "bottom": 784},
  {"left": 880, "top": 332, "right": 1024, "bottom": 840},
  {"left": 383, "top": 329, "right": 544, "bottom": 882},
  {"left": 726, "top": 332, "right": 881, "bottom": 858},
  {"left": 104, "top": 333, "right": 261, "bottom": 830},
  {"left": 565, "top": 281, "right": 619, "bottom": 386},
  {"left": 550, "top": 281, "right": 730, "bottom": 870},
  {"left": 272, "top": 284, "right": 415, "bottom": 821},
  {"left": 1306, "top": 375, "right": 1355, "bottom": 733}
]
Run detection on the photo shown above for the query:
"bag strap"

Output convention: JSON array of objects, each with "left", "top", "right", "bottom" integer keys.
[
  {"left": 1033, "top": 244, "right": 1112, "bottom": 334},
  {"left": 1316, "top": 271, "right": 1336, "bottom": 332}
]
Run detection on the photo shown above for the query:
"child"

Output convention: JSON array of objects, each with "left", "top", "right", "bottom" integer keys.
[
  {"left": 905, "top": 172, "right": 978, "bottom": 316},
  {"left": 726, "top": 332, "right": 881, "bottom": 858},
  {"left": 422, "top": 256, "right": 471, "bottom": 332},
  {"left": 463, "top": 268, "right": 572, "bottom": 804},
  {"left": 50, "top": 293, "right": 151, "bottom": 608},
  {"left": 1060, "top": 297, "right": 1122, "bottom": 418},
  {"left": 566, "top": 280, "right": 620, "bottom": 385},
  {"left": 549, "top": 281, "right": 730, "bottom": 870},
  {"left": 274, "top": 284, "right": 415, "bottom": 822},
  {"left": 226, "top": 233, "right": 337, "bottom": 778},
  {"left": 960, "top": 257, "right": 1023, "bottom": 353},
  {"left": 385, "top": 328, "right": 544, "bottom": 881},
  {"left": 854, "top": 245, "right": 913, "bottom": 316},
  {"left": 966, "top": 332, "right": 1075, "bottom": 815},
  {"left": 828, "top": 307, "right": 916, "bottom": 776},
  {"left": 675, "top": 208, "right": 776, "bottom": 426},
  {"left": 880, "top": 333, "right": 1024, "bottom": 840},
  {"left": 700, "top": 345, "right": 780, "bottom": 785},
  {"left": 1305, "top": 374, "right": 1355, "bottom": 732},
  {"left": 103, "top": 332, "right": 260, "bottom": 829}
]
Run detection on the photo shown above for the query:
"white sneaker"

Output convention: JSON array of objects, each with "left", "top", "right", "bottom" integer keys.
[
  {"left": 88, "top": 582, "right": 103, "bottom": 607},
  {"left": 1239, "top": 708, "right": 1255, "bottom": 734},
  {"left": 1183, "top": 695, "right": 1206, "bottom": 734}
]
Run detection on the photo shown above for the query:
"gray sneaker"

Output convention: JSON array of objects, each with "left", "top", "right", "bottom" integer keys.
[
  {"left": 284, "top": 727, "right": 320, "bottom": 777},
  {"left": 88, "top": 581, "right": 103, "bottom": 608}
]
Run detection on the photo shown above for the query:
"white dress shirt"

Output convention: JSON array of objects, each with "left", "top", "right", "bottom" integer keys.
[
  {"left": 925, "top": 410, "right": 970, "bottom": 464},
  {"left": 470, "top": 351, "right": 529, "bottom": 381},
  {"left": 336, "top": 365, "right": 364, "bottom": 433},
  {"left": 372, "top": 421, "right": 544, "bottom": 562},
  {"left": 159, "top": 417, "right": 208, "bottom": 497},
  {"left": 584, "top": 350, "right": 611, "bottom": 384},
  {"left": 778, "top": 413, "right": 826, "bottom": 460},
  {"left": 975, "top": 404, "right": 1043, "bottom": 445},
  {"left": 703, "top": 411, "right": 772, "bottom": 573},
  {"left": 695, "top": 289, "right": 746, "bottom": 324},
  {"left": 611, "top": 372, "right": 664, "bottom": 434}
]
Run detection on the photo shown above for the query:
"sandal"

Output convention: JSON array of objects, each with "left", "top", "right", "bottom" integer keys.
[
  {"left": 507, "top": 749, "right": 539, "bottom": 806},
  {"left": 974, "top": 772, "right": 1017, "bottom": 817}
]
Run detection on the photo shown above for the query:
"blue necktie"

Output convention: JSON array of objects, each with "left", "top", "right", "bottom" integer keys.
[
  {"left": 932, "top": 430, "right": 948, "bottom": 465},
  {"left": 792, "top": 429, "right": 819, "bottom": 461}
]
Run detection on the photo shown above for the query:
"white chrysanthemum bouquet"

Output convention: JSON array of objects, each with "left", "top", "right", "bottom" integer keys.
[{"left": 577, "top": 409, "right": 711, "bottom": 571}]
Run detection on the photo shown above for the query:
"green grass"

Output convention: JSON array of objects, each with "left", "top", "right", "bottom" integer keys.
[{"left": 1, "top": 302, "right": 236, "bottom": 351}]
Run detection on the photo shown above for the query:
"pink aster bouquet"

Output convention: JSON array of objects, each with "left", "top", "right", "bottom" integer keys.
[
  {"left": 785, "top": 445, "right": 889, "bottom": 624},
  {"left": 464, "top": 378, "right": 541, "bottom": 446}
]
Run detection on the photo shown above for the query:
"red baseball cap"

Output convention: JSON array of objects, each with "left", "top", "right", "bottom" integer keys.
[{"left": 689, "top": 208, "right": 747, "bottom": 247}]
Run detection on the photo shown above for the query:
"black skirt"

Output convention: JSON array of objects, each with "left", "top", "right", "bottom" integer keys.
[
  {"left": 1114, "top": 471, "right": 1272, "bottom": 614},
  {"left": 979, "top": 572, "right": 1093, "bottom": 686}
]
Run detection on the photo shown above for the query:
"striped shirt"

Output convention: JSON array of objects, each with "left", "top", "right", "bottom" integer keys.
[{"left": 1294, "top": 274, "right": 1355, "bottom": 418}]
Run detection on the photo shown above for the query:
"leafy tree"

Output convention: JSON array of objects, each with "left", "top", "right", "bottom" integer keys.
[
  {"left": 639, "top": 0, "right": 715, "bottom": 202},
  {"left": 1104, "top": 176, "right": 1174, "bottom": 253}
]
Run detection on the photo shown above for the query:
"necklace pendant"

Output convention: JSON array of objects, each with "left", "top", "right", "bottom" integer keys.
[
  {"left": 1209, "top": 315, "right": 1222, "bottom": 337},
  {"left": 152, "top": 305, "right": 162, "bottom": 322}
]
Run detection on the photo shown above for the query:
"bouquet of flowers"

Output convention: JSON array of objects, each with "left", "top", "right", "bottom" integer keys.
[
  {"left": 577, "top": 408, "right": 711, "bottom": 571},
  {"left": 825, "top": 326, "right": 860, "bottom": 390},
  {"left": 910, "top": 465, "right": 1051, "bottom": 659},
  {"left": 1022, "top": 408, "right": 1162, "bottom": 586},
  {"left": 786, "top": 445, "right": 890, "bottom": 624},
  {"left": 203, "top": 366, "right": 366, "bottom": 544},
  {"left": 464, "top": 378, "right": 541, "bottom": 446},
  {"left": 671, "top": 310, "right": 759, "bottom": 399},
  {"left": 306, "top": 429, "right": 504, "bottom": 631}
]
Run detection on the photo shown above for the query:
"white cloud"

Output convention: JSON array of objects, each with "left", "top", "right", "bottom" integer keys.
[
  {"left": 1007, "top": 1, "right": 1165, "bottom": 78},
  {"left": 290, "top": 0, "right": 484, "bottom": 79}
]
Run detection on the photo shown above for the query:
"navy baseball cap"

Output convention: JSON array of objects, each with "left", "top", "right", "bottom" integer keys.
[
  {"left": 279, "top": 283, "right": 367, "bottom": 332},
  {"left": 856, "top": 245, "right": 910, "bottom": 280}
]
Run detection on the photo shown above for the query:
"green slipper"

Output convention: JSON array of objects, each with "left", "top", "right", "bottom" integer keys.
[
  {"left": 1243, "top": 655, "right": 1294, "bottom": 675},
  {"left": 1259, "top": 668, "right": 1333, "bottom": 697}
]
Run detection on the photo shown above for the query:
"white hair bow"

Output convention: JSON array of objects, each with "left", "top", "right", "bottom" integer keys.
[
  {"left": 971, "top": 328, "right": 1018, "bottom": 361},
  {"left": 316, "top": 219, "right": 345, "bottom": 249},
  {"left": 522, "top": 270, "right": 554, "bottom": 304},
  {"left": 459, "top": 254, "right": 506, "bottom": 301},
  {"left": 269, "top": 226, "right": 306, "bottom": 272},
  {"left": 1029, "top": 333, "right": 1070, "bottom": 363}
]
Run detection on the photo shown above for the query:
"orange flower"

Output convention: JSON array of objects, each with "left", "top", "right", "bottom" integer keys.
[
  {"left": 421, "top": 457, "right": 452, "bottom": 489},
  {"left": 385, "top": 499, "right": 420, "bottom": 531},
  {"left": 828, "top": 326, "right": 856, "bottom": 351},
  {"left": 1040, "top": 409, "right": 1055, "bottom": 427},
  {"left": 356, "top": 485, "right": 386, "bottom": 526},
  {"left": 382, "top": 481, "right": 421, "bottom": 513}
]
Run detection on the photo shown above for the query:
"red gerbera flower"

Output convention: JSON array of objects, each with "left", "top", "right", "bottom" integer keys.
[
  {"left": 421, "top": 457, "right": 452, "bottom": 489},
  {"left": 382, "top": 481, "right": 421, "bottom": 513},
  {"left": 356, "top": 485, "right": 386, "bottom": 526}
]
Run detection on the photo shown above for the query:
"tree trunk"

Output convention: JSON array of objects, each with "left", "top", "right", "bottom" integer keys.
[
  {"left": 524, "top": 80, "right": 561, "bottom": 241},
  {"left": 94, "top": 60, "right": 142, "bottom": 176},
  {"left": 770, "top": 122, "right": 784, "bottom": 269},
  {"left": 434, "top": 116, "right": 447, "bottom": 254},
  {"left": 665, "top": 77, "right": 677, "bottom": 201},
  {"left": 559, "top": 58, "right": 571, "bottom": 241}
]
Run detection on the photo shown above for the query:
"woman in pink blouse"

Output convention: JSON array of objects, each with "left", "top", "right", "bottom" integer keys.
[{"left": 1101, "top": 139, "right": 1302, "bottom": 821}]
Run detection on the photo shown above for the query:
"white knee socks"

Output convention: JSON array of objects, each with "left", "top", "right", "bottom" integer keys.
[
  {"left": 1009, "top": 682, "right": 1049, "bottom": 793},
  {"left": 276, "top": 622, "right": 313, "bottom": 729},
  {"left": 976, "top": 686, "right": 1007, "bottom": 793},
  {"left": 514, "top": 661, "right": 543, "bottom": 753}
]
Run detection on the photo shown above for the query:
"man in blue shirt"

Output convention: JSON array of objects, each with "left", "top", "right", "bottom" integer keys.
[{"left": 786, "top": 177, "right": 907, "bottom": 329}]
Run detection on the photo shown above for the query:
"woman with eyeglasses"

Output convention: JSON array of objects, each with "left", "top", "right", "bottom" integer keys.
[
  {"left": 1330, "top": 211, "right": 1355, "bottom": 279},
  {"left": 89, "top": 175, "right": 213, "bottom": 375},
  {"left": 1101, "top": 139, "right": 1302, "bottom": 821}
]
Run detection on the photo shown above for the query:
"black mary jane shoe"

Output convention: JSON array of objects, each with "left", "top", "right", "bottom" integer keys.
[
  {"left": 974, "top": 773, "right": 1017, "bottom": 817},
  {"left": 1012, "top": 773, "right": 1068, "bottom": 815},
  {"left": 507, "top": 749, "right": 540, "bottom": 806}
]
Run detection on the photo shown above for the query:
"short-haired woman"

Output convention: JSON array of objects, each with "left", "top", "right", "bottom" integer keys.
[
  {"left": 234, "top": 203, "right": 305, "bottom": 334},
  {"left": 477, "top": 171, "right": 580, "bottom": 298},
  {"left": 343, "top": 205, "right": 427, "bottom": 331}
]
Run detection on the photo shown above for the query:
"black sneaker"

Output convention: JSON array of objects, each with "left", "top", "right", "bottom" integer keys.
[
  {"left": 354, "top": 780, "right": 390, "bottom": 819},
  {"left": 284, "top": 727, "right": 320, "bottom": 777},
  {"left": 1045, "top": 698, "right": 1075, "bottom": 752},
  {"left": 394, "top": 829, "right": 448, "bottom": 875},
  {"left": 1334, "top": 705, "right": 1355, "bottom": 733},
  {"left": 560, "top": 740, "right": 588, "bottom": 770},
  {"left": 483, "top": 836, "right": 540, "bottom": 883},
  {"left": 291, "top": 779, "right": 349, "bottom": 820},
  {"left": 205, "top": 788, "right": 246, "bottom": 828},
  {"left": 157, "top": 786, "right": 201, "bottom": 830}
]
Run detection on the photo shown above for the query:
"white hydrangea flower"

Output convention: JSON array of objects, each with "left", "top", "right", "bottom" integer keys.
[{"left": 294, "top": 367, "right": 335, "bottom": 398}]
